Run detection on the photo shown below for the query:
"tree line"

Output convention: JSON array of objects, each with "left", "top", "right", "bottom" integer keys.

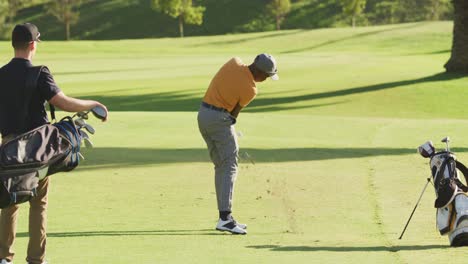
[
  {"left": 0, "top": 0, "right": 457, "bottom": 40},
  {"left": 0, "top": 0, "right": 466, "bottom": 72},
  {"left": 0, "top": 0, "right": 81, "bottom": 40}
]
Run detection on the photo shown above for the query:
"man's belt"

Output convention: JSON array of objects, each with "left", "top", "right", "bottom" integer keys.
[{"left": 201, "top": 102, "right": 229, "bottom": 113}]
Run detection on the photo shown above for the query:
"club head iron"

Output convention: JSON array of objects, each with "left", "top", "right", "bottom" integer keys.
[
  {"left": 76, "top": 112, "right": 89, "bottom": 120},
  {"left": 74, "top": 118, "right": 86, "bottom": 127},
  {"left": 91, "top": 105, "right": 107, "bottom": 121},
  {"left": 441, "top": 136, "right": 450, "bottom": 152},
  {"left": 80, "top": 130, "right": 89, "bottom": 139},
  {"left": 83, "top": 124, "right": 95, "bottom": 135},
  {"left": 83, "top": 137, "right": 93, "bottom": 148}
]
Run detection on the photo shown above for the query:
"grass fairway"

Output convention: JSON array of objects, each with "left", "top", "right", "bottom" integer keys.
[{"left": 1, "top": 21, "right": 468, "bottom": 263}]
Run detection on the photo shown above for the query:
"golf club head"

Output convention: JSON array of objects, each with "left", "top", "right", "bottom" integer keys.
[
  {"left": 91, "top": 105, "right": 107, "bottom": 121},
  {"left": 83, "top": 137, "right": 94, "bottom": 148},
  {"left": 79, "top": 130, "right": 93, "bottom": 148},
  {"left": 76, "top": 112, "right": 89, "bottom": 120},
  {"left": 74, "top": 118, "right": 86, "bottom": 127},
  {"left": 80, "top": 130, "right": 90, "bottom": 140},
  {"left": 83, "top": 124, "right": 95, "bottom": 135},
  {"left": 441, "top": 136, "right": 451, "bottom": 152}
]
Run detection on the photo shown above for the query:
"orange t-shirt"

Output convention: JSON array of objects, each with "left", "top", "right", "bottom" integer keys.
[{"left": 203, "top": 57, "right": 257, "bottom": 112}]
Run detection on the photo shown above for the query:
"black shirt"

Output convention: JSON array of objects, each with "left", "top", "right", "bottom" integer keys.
[{"left": 0, "top": 58, "right": 61, "bottom": 137}]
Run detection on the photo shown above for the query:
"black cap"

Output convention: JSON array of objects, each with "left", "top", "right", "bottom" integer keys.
[{"left": 12, "top": 23, "right": 41, "bottom": 43}]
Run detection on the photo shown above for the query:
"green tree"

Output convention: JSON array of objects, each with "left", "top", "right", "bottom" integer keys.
[
  {"left": 47, "top": 0, "right": 81, "bottom": 40},
  {"left": 428, "top": 0, "right": 452, "bottom": 20},
  {"left": 341, "top": 0, "right": 366, "bottom": 27},
  {"left": 0, "top": 0, "right": 9, "bottom": 35},
  {"left": 151, "top": 0, "right": 205, "bottom": 38},
  {"left": 6, "top": 0, "right": 32, "bottom": 23},
  {"left": 369, "top": 1, "right": 397, "bottom": 24},
  {"left": 444, "top": 0, "right": 468, "bottom": 73},
  {"left": 267, "top": 0, "right": 291, "bottom": 30}
]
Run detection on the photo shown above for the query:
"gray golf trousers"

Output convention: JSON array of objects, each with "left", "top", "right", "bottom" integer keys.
[{"left": 198, "top": 105, "right": 239, "bottom": 212}]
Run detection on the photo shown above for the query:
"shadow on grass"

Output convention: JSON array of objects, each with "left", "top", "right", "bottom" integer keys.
[
  {"left": 75, "top": 147, "right": 468, "bottom": 170},
  {"left": 424, "top": 49, "right": 451, "bottom": 55},
  {"left": 191, "top": 30, "right": 306, "bottom": 47},
  {"left": 246, "top": 244, "right": 448, "bottom": 252},
  {"left": 245, "top": 72, "right": 467, "bottom": 111},
  {"left": 17, "top": 229, "right": 219, "bottom": 238},
  {"left": 76, "top": 72, "right": 466, "bottom": 113},
  {"left": 53, "top": 67, "right": 155, "bottom": 76}
]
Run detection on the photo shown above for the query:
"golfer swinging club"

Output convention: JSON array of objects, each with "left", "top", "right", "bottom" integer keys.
[{"left": 198, "top": 54, "right": 278, "bottom": 234}]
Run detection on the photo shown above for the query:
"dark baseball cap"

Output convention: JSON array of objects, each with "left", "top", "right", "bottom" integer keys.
[{"left": 12, "top": 23, "right": 41, "bottom": 43}]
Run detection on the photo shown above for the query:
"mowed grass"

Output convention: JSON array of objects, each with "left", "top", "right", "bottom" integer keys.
[{"left": 1, "top": 21, "right": 468, "bottom": 263}]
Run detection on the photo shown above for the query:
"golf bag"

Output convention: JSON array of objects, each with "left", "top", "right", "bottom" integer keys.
[
  {"left": 418, "top": 141, "right": 468, "bottom": 246},
  {"left": 0, "top": 117, "right": 83, "bottom": 208}
]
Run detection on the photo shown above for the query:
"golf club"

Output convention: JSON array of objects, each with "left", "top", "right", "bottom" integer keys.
[
  {"left": 74, "top": 118, "right": 86, "bottom": 127},
  {"left": 74, "top": 118, "right": 96, "bottom": 135},
  {"left": 80, "top": 130, "right": 94, "bottom": 148},
  {"left": 82, "top": 123, "right": 95, "bottom": 135},
  {"left": 75, "top": 112, "right": 88, "bottom": 120},
  {"left": 398, "top": 177, "right": 431, "bottom": 239},
  {"left": 83, "top": 137, "right": 94, "bottom": 148},
  {"left": 442, "top": 136, "right": 450, "bottom": 152},
  {"left": 91, "top": 105, "right": 107, "bottom": 120}
]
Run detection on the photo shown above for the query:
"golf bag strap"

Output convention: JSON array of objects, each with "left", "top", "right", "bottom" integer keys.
[
  {"left": 24, "top": 66, "right": 56, "bottom": 123},
  {"left": 21, "top": 66, "right": 43, "bottom": 132},
  {"left": 435, "top": 157, "right": 452, "bottom": 184},
  {"left": 456, "top": 160, "right": 468, "bottom": 192},
  {"left": 49, "top": 104, "right": 56, "bottom": 122}
]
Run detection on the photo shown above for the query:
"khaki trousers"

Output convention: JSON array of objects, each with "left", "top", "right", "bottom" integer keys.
[{"left": 0, "top": 135, "right": 49, "bottom": 264}]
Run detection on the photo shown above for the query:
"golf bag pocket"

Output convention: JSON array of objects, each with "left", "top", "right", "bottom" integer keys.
[
  {"left": 437, "top": 204, "right": 455, "bottom": 235},
  {"left": 0, "top": 124, "right": 66, "bottom": 170},
  {"left": 0, "top": 170, "right": 39, "bottom": 208}
]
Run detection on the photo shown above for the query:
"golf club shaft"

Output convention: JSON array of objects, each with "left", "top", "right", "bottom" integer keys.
[{"left": 398, "top": 177, "right": 431, "bottom": 240}]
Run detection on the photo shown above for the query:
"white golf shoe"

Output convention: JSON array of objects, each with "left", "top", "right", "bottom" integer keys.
[
  {"left": 216, "top": 218, "right": 247, "bottom": 235},
  {"left": 0, "top": 259, "right": 11, "bottom": 264},
  {"left": 233, "top": 218, "right": 247, "bottom": 230}
]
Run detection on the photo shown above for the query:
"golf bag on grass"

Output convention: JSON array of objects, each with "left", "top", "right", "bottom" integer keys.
[
  {"left": 0, "top": 117, "right": 82, "bottom": 208},
  {"left": 418, "top": 140, "right": 468, "bottom": 246}
]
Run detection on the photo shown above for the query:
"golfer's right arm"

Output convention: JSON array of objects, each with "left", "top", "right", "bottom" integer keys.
[{"left": 49, "top": 92, "right": 108, "bottom": 120}]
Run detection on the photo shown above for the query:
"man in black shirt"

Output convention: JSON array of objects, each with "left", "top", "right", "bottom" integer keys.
[{"left": 0, "top": 23, "right": 108, "bottom": 264}]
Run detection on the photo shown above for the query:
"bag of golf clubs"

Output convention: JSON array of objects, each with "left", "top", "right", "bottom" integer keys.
[
  {"left": 0, "top": 106, "right": 106, "bottom": 208},
  {"left": 418, "top": 137, "right": 468, "bottom": 246}
]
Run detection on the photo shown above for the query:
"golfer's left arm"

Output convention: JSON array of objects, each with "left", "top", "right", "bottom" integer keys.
[
  {"left": 233, "top": 86, "right": 256, "bottom": 118},
  {"left": 231, "top": 103, "right": 243, "bottom": 118}
]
